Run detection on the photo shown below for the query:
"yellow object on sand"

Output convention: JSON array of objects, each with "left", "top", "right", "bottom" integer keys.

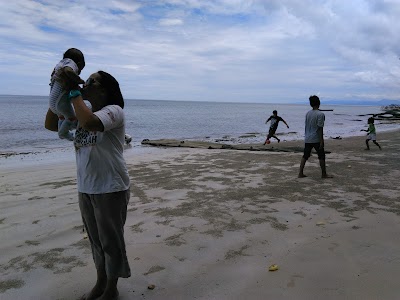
[{"left": 269, "top": 264, "right": 279, "bottom": 271}]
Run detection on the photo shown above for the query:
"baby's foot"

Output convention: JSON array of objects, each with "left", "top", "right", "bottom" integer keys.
[{"left": 59, "top": 131, "right": 74, "bottom": 141}]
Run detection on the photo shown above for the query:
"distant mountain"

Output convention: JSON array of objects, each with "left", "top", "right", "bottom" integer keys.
[{"left": 322, "top": 99, "right": 400, "bottom": 106}]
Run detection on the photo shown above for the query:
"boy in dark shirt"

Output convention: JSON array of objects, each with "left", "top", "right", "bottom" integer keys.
[{"left": 264, "top": 110, "right": 289, "bottom": 144}]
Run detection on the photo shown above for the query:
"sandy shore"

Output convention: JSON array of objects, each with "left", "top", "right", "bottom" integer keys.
[{"left": 1, "top": 130, "right": 400, "bottom": 300}]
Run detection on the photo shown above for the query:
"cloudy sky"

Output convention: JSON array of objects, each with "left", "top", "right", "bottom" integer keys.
[{"left": 1, "top": 0, "right": 400, "bottom": 103}]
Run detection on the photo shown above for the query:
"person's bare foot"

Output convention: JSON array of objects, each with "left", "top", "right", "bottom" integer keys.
[
  {"left": 98, "top": 288, "right": 119, "bottom": 300},
  {"left": 364, "top": 148, "right": 370, "bottom": 150},
  {"left": 298, "top": 174, "right": 307, "bottom": 178},
  {"left": 322, "top": 174, "right": 333, "bottom": 179},
  {"left": 80, "top": 284, "right": 105, "bottom": 300}
]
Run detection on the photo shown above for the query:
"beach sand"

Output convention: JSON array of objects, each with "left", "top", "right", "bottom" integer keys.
[{"left": 1, "top": 130, "right": 400, "bottom": 300}]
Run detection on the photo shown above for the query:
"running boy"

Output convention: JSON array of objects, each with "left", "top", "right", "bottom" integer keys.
[
  {"left": 362, "top": 117, "right": 381, "bottom": 150},
  {"left": 264, "top": 110, "right": 289, "bottom": 144},
  {"left": 49, "top": 48, "right": 85, "bottom": 141}
]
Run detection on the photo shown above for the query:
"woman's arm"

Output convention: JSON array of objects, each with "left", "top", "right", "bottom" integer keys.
[
  {"left": 44, "top": 108, "right": 58, "bottom": 132},
  {"left": 70, "top": 95, "right": 104, "bottom": 132}
]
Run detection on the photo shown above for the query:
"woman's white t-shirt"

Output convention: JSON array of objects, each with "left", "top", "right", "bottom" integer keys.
[{"left": 74, "top": 105, "right": 130, "bottom": 194}]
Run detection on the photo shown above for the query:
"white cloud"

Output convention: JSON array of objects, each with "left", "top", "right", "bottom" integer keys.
[
  {"left": 0, "top": 0, "right": 400, "bottom": 102},
  {"left": 111, "top": 0, "right": 141, "bottom": 13},
  {"left": 159, "top": 18, "right": 184, "bottom": 26},
  {"left": 120, "top": 64, "right": 142, "bottom": 70}
]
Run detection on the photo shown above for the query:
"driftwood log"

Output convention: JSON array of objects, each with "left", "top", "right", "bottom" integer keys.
[{"left": 140, "top": 139, "right": 330, "bottom": 153}]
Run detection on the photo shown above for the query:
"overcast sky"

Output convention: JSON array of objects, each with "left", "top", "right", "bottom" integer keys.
[{"left": 1, "top": 0, "right": 400, "bottom": 103}]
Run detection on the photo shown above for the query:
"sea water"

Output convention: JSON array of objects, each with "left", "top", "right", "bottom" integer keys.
[{"left": 0, "top": 95, "right": 397, "bottom": 167}]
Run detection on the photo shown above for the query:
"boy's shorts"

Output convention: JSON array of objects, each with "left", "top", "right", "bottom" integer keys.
[
  {"left": 367, "top": 133, "right": 376, "bottom": 141},
  {"left": 267, "top": 127, "right": 277, "bottom": 138},
  {"left": 303, "top": 143, "right": 325, "bottom": 160}
]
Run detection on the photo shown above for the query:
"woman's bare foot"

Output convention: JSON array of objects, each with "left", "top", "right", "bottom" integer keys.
[
  {"left": 298, "top": 174, "right": 307, "bottom": 178},
  {"left": 98, "top": 288, "right": 119, "bottom": 300},
  {"left": 80, "top": 283, "right": 105, "bottom": 300}
]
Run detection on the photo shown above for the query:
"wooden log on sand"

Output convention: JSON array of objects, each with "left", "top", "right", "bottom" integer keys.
[{"left": 141, "top": 139, "right": 305, "bottom": 153}]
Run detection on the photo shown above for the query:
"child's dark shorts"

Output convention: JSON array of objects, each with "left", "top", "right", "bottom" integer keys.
[
  {"left": 267, "top": 126, "right": 278, "bottom": 138},
  {"left": 303, "top": 143, "right": 325, "bottom": 160}
]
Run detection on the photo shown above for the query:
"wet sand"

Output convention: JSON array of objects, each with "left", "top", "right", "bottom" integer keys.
[{"left": 1, "top": 130, "right": 400, "bottom": 299}]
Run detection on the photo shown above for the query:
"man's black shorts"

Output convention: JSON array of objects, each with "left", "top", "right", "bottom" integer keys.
[{"left": 303, "top": 143, "right": 325, "bottom": 160}]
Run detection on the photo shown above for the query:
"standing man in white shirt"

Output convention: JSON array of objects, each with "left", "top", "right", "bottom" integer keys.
[{"left": 298, "top": 95, "right": 333, "bottom": 179}]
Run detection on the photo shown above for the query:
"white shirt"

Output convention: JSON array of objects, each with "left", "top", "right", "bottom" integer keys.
[
  {"left": 304, "top": 109, "right": 325, "bottom": 143},
  {"left": 74, "top": 105, "right": 130, "bottom": 194}
]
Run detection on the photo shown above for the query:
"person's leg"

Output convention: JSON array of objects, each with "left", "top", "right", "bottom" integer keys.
[
  {"left": 98, "top": 278, "right": 119, "bottom": 300},
  {"left": 263, "top": 137, "right": 269, "bottom": 145},
  {"left": 92, "top": 190, "right": 131, "bottom": 299},
  {"left": 79, "top": 193, "right": 107, "bottom": 300},
  {"left": 318, "top": 159, "right": 333, "bottom": 178},
  {"left": 56, "top": 96, "right": 76, "bottom": 140},
  {"left": 298, "top": 157, "right": 307, "bottom": 177},
  {"left": 316, "top": 144, "right": 333, "bottom": 178},
  {"left": 299, "top": 144, "right": 312, "bottom": 177},
  {"left": 58, "top": 119, "right": 74, "bottom": 141},
  {"left": 264, "top": 132, "right": 272, "bottom": 144},
  {"left": 365, "top": 139, "right": 370, "bottom": 150},
  {"left": 56, "top": 95, "right": 75, "bottom": 119},
  {"left": 272, "top": 135, "right": 280, "bottom": 143},
  {"left": 267, "top": 129, "right": 280, "bottom": 143},
  {"left": 373, "top": 140, "right": 381, "bottom": 149}
]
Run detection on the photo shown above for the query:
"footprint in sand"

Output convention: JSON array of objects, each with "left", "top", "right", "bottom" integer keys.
[
  {"left": 328, "top": 242, "right": 339, "bottom": 252},
  {"left": 287, "top": 274, "right": 304, "bottom": 288}
]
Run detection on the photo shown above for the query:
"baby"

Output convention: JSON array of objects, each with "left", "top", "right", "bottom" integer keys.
[{"left": 49, "top": 48, "right": 85, "bottom": 140}]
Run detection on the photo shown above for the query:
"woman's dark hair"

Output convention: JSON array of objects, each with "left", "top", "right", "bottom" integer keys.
[
  {"left": 368, "top": 117, "right": 374, "bottom": 123},
  {"left": 98, "top": 71, "right": 124, "bottom": 108},
  {"left": 64, "top": 48, "right": 85, "bottom": 69},
  {"left": 309, "top": 95, "right": 320, "bottom": 107}
]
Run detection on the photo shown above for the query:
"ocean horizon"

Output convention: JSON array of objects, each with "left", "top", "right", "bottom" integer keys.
[
  {"left": 2, "top": 93, "right": 400, "bottom": 106},
  {"left": 1, "top": 95, "right": 398, "bottom": 168}
]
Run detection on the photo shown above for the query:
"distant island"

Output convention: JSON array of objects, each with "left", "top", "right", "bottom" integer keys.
[{"left": 316, "top": 99, "right": 400, "bottom": 106}]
